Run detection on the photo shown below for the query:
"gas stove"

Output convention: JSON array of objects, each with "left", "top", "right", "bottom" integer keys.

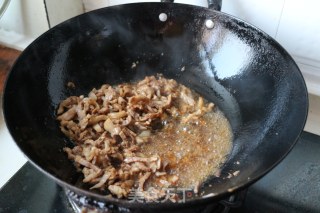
[{"left": 0, "top": 132, "right": 319, "bottom": 213}]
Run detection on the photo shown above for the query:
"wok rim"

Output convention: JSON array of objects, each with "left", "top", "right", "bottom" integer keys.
[{"left": 2, "top": 2, "right": 309, "bottom": 209}]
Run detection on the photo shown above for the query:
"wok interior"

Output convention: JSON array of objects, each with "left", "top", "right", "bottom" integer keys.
[{"left": 3, "top": 3, "right": 307, "bottom": 204}]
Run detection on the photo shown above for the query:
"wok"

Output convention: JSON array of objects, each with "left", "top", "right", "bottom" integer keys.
[{"left": 3, "top": 0, "right": 308, "bottom": 211}]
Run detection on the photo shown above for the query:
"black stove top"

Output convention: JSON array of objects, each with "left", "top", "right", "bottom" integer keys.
[{"left": 1, "top": 132, "right": 320, "bottom": 213}]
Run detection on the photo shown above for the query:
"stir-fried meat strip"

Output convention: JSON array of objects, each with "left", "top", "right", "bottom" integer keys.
[{"left": 57, "top": 75, "right": 215, "bottom": 200}]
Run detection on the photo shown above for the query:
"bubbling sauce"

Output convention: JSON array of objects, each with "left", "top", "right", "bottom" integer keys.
[{"left": 142, "top": 97, "right": 232, "bottom": 189}]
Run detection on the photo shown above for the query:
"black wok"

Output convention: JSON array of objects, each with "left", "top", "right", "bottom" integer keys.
[{"left": 3, "top": 0, "right": 308, "bottom": 212}]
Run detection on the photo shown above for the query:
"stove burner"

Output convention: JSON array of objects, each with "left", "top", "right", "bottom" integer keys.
[{"left": 65, "top": 189, "right": 246, "bottom": 213}]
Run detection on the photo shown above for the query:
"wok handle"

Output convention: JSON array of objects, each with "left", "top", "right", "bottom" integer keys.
[
  {"left": 207, "top": 0, "right": 222, "bottom": 11},
  {"left": 160, "top": 0, "right": 222, "bottom": 11}
]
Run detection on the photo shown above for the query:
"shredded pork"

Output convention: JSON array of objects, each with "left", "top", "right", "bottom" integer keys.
[{"left": 57, "top": 75, "right": 214, "bottom": 200}]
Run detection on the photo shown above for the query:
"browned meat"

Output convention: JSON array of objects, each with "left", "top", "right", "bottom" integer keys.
[
  {"left": 57, "top": 74, "right": 215, "bottom": 200},
  {"left": 57, "top": 96, "right": 80, "bottom": 115},
  {"left": 138, "top": 172, "right": 152, "bottom": 191},
  {"left": 108, "top": 185, "right": 128, "bottom": 198}
]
